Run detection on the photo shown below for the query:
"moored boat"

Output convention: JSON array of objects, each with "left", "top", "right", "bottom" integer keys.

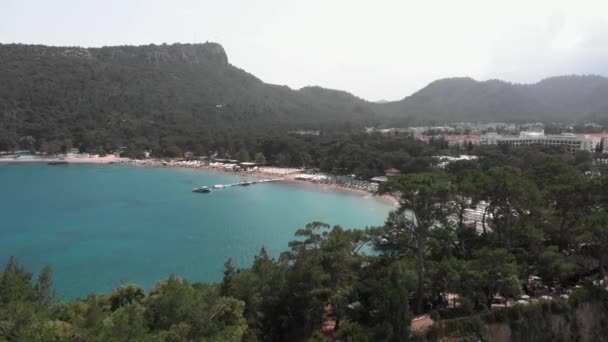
[
  {"left": 192, "top": 186, "right": 211, "bottom": 193},
  {"left": 48, "top": 161, "right": 69, "bottom": 165}
]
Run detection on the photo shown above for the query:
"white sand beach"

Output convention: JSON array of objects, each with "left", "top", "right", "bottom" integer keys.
[{"left": 0, "top": 154, "right": 127, "bottom": 164}]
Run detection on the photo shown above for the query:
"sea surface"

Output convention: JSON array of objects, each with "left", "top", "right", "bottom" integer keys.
[{"left": 0, "top": 163, "right": 394, "bottom": 299}]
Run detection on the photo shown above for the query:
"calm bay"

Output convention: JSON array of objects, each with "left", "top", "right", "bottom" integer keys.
[{"left": 0, "top": 163, "right": 393, "bottom": 299}]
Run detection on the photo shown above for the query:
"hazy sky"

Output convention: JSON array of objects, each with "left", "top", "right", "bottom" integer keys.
[{"left": 1, "top": 0, "right": 607, "bottom": 101}]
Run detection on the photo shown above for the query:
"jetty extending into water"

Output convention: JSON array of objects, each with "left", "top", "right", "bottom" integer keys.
[{"left": 193, "top": 178, "right": 283, "bottom": 193}]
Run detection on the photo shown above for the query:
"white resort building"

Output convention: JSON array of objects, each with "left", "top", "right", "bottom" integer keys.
[{"left": 482, "top": 130, "right": 606, "bottom": 154}]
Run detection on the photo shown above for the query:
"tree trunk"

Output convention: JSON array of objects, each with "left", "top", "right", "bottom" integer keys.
[
  {"left": 486, "top": 289, "right": 494, "bottom": 311},
  {"left": 458, "top": 203, "right": 465, "bottom": 231},
  {"left": 558, "top": 217, "right": 567, "bottom": 252},
  {"left": 600, "top": 251, "right": 606, "bottom": 279},
  {"left": 492, "top": 212, "right": 502, "bottom": 242},
  {"left": 505, "top": 205, "right": 512, "bottom": 249},
  {"left": 482, "top": 207, "right": 488, "bottom": 236},
  {"left": 415, "top": 236, "right": 426, "bottom": 314}
]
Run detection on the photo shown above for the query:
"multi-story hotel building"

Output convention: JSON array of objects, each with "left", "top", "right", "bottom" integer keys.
[{"left": 482, "top": 130, "right": 605, "bottom": 154}]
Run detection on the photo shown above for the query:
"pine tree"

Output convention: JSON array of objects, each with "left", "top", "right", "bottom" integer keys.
[
  {"left": 35, "top": 265, "right": 56, "bottom": 309},
  {"left": 221, "top": 258, "right": 236, "bottom": 296}
]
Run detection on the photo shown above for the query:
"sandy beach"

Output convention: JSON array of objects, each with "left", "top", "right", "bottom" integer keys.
[
  {"left": 0, "top": 155, "right": 398, "bottom": 203},
  {"left": 283, "top": 173, "right": 399, "bottom": 204},
  {"left": 64, "top": 155, "right": 128, "bottom": 164},
  {"left": 0, "top": 155, "right": 127, "bottom": 164}
]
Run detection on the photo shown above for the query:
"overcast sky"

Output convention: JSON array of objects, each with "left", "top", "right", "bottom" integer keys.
[{"left": 1, "top": 0, "right": 607, "bottom": 101}]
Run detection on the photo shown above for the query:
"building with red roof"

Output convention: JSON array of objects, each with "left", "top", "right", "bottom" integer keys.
[
  {"left": 576, "top": 133, "right": 608, "bottom": 153},
  {"left": 384, "top": 168, "right": 401, "bottom": 177}
]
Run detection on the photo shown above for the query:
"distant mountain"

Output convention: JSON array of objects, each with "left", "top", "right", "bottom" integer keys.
[
  {"left": 1, "top": 42, "right": 607, "bottom": 154},
  {"left": 524, "top": 75, "right": 608, "bottom": 119},
  {"left": 378, "top": 75, "right": 608, "bottom": 123}
]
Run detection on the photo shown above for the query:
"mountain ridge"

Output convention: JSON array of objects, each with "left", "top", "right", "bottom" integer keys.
[
  {"left": 380, "top": 74, "right": 608, "bottom": 123},
  {"left": 1, "top": 42, "right": 607, "bottom": 154}
]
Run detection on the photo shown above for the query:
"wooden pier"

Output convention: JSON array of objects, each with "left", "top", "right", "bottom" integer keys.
[{"left": 194, "top": 178, "right": 283, "bottom": 192}]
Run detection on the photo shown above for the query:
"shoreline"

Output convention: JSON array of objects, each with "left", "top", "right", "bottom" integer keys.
[
  {"left": 0, "top": 155, "right": 128, "bottom": 164},
  {"left": 0, "top": 156, "right": 399, "bottom": 204},
  {"left": 283, "top": 174, "right": 399, "bottom": 204}
]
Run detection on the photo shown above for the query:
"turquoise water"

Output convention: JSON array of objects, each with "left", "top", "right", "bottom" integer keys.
[{"left": 0, "top": 163, "right": 393, "bottom": 299}]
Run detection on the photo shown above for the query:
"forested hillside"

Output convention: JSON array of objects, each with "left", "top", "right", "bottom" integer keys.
[
  {"left": 526, "top": 75, "right": 608, "bottom": 117},
  {"left": 0, "top": 43, "right": 377, "bottom": 155},
  {"left": 1, "top": 43, "right": 608, "bottom": 156},
  {"left": 381, "top": 75, "right": 608, "bottom": 124}
]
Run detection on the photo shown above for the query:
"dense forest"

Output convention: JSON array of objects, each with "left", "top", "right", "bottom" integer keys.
[
  {"left": 381, "top": 75, "right": 608, "bottom": 124},
  {"left": 1, "top": 43, "right": 608, "bottom": 160},
  {"left": 0, "top": 43, "right": 377, "bottom": 158},
  {"left": 1, "top": 146, "right": 607, "bottom": 341}
]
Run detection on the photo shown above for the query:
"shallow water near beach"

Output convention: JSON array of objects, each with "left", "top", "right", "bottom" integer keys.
[{"left": 0, "top": 163, "right": 393, "bottom": 299}]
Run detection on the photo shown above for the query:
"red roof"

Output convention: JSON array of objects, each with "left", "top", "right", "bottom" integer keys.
[
  {"left": 385, "top": 168, "right": 401, "bottom": 173},
  {"left": 577, "top": 133, "right": 608, "bottom": 138}
]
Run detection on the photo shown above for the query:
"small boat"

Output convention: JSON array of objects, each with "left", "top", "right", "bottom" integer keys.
[
  {"left": 213, "top": 184, "right": 225, "bottom": 189},
  {"left": 239, "top": 181, "right": 252, "bottom": 186},
  {"left": 192, "top": 186, "right": 211, "bottom": 193},
  {"left": 48, "top": 161, "right": 69, "bottom": 165}
]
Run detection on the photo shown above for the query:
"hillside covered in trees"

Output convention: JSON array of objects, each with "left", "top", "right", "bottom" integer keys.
[
  {"left": 1, "top": 43, "right": 608, "bottom": 158},
  {"left": 0, "top": 43, "right": 378, "bottom": 156},
  {"left": 382, "top": 75, "right": 608, "bottom": 124}
]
